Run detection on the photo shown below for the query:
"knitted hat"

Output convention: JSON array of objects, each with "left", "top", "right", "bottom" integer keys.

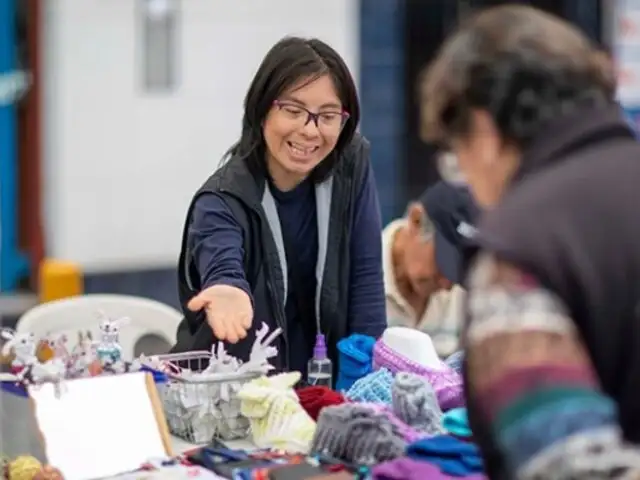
[
  {"left": 310, "top": 404, "right": 406, "bottom": 465},
  {"left": 372, "top": 457, "right": 487, "bottom": 480},
  {"left": 392, "top": 372, "right": 444, "bottom": 436},
  {"left": 359, "top": 402, "right": 425, "bottom": 443},
  {"left": 442, "top": 407, "right": 471, "bottom": 438},
  {"left": 372, "top": 338, "right": 464, "bottom": 411},
  {"left": 444, "top": 350, "right": 464, "bottom": 375},
  {"left": 296, "top": 386, "right": 346, "bottom": 421},
  {"left": 345, "top": 368, "right": 394, "bottom": 405},
  {"left": 406, "top": 435, "right": 484, "bottom": 476},
  {"left": 336, "top": 334, "right": 376, "bottom": 391},
  {"left": 238, "top": 372, "right": 316, "bottom": 453}
]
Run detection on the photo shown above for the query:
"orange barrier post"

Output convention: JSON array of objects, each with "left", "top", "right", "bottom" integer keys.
[{"left": 38, "top": 259, "right": 83, "bottom": 303}]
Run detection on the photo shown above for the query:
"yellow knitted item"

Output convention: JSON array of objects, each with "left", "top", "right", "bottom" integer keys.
[
  {"left": 238, "top": 372, "right": 316, "bottom": 453},
  {"left": 8, "top": 456, "right": 42, "bottom": 480}
]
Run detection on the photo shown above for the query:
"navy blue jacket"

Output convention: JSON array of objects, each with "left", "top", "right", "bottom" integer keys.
[{"left": 173, "top": 134, "right": 387, "bottom": 372}]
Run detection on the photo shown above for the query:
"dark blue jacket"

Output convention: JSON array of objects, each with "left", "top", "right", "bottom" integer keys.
[{"left": 172, "top": 134, "right": 386, "bottom": 371}]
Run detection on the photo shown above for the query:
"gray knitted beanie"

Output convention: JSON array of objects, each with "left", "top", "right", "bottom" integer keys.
[
  {"left": 391, "top": 372, "right": 444, "bottom": 436},
  {"left": 310, "top": 403, "right": 406, "bottom": 465}
]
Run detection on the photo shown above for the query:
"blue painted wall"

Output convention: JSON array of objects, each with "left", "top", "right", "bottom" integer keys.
[
  {"left": 0, "top": 0, "right": 28, "bottom": 292},
  {"left": 359, "top": 0, "right": 405, "bottom": 225}
]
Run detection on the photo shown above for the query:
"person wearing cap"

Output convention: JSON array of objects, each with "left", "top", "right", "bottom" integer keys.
[{"left": 382, "top": 181, "right": 479, "bottom": 357}]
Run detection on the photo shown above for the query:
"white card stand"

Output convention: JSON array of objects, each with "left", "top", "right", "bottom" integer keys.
[{"left": 29, "top": 372, "right": 172, "bottom": 480}]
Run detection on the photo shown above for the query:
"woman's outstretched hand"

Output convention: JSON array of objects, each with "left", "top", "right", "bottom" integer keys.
[{"left": 187, "top": 284, "right": 253, "bottom": 343}]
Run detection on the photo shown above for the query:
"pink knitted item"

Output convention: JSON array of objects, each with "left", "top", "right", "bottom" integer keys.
[
  {"left": 360, "top": 403, "right": 426, "bottom": 443},
  {"left": 372, "top": 339, "right": 464, "bottom": 411}
]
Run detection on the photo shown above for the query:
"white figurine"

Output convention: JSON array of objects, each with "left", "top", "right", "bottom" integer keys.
[
  {"left": 0, "top": 329, "right": 66, "bottom": 387},
  {"left": 42, "top": 332, "right": 70, "bottom": 360},
  {"left": 69, "top": 330, "right": 97, "bottom": 377},
  {"left": 95, "top": 313, "right": 130, "bottom": 369},
  {"left": 1, "top": 329, "right": 38, "bottom": 374}
]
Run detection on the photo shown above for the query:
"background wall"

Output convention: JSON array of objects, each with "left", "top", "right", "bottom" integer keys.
[
  {"left": 0, "top": 0, "right": 609, "bottom": 315},
  {"left": 40, "top": 0, "right": 359, "bottom": 273}
]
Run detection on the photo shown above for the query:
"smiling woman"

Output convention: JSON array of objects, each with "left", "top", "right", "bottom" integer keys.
[
  {"left": 172, "top": 37, "right": 387, "bottom": 377},
  {"left": 263, "top": 75, "right": 351, "bottom": 191}
]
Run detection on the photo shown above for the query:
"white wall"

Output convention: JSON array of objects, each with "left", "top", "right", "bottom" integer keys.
[{"left": 41, "top": 0, "right": 359, "bottom": 273}]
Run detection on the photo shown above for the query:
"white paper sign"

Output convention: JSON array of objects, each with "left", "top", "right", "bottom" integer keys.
[{"left": 29, "top": 372, "right": 170, "bottom": 480}]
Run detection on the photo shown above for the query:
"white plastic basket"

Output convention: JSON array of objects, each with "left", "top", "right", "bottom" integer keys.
[{"left": 155, "top": 351, "right": 261, "bottom": 444}]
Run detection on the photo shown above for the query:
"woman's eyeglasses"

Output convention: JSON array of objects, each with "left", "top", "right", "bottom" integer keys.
[{"left": 273, "top": 100, "right": 349, "bottom": 135}]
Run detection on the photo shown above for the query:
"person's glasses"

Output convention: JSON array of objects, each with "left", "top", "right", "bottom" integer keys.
[
  {"left": 273, "top": 100, "right": 350, "bottom": 135},
  {"left": 437, "top": 151, "right": 467, "bottom": 185}
]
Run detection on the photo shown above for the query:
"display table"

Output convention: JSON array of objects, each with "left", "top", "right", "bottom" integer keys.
[
  {"left": 1, "top": 386, "right": 256, "bottom": 461},
  {"left": 171, "top": 435, "right": 256, "bottom": 454}
]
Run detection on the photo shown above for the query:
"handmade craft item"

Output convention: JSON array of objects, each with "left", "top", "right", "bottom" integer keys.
[
  {"left": 95, "top": 313, "right": 129, "bottom": 369},
  {"left": 33, "top": 465, "right": 64, "bottom": 480},
  {"left": 161, "top": 323, "right": 282, "bottom": 443},
  {"left": 0, "top": 329, "right": 67, "bottom": 387},
  {"left": 0, "top": 311, "right": 145, "bottom": 393},
  {"left": 7, "top": 455, "right": 42, "bottom": 480},
  {"left": 68, "top": 330, "right": 99, "bottom": 378}
]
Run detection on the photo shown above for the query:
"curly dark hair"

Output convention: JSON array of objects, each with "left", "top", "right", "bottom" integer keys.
[{"left": 420, "top": 5, "right": 616, "bottom": 148}]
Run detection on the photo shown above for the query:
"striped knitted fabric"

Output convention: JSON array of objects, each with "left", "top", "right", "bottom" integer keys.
[{"left": 465, "top": 258, "right": 640, "bottom": 478}]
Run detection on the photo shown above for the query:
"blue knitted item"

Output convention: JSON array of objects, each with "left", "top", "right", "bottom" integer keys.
[
  {"left": 406, "top": 435, "right": 483, "bottom": 476},
  {"left": 444, "top": 350, "right": 464, "bottom": 375},
  {"left": 442, "top": 407, "right": 471, "bottom": 438},
  {"left": 336, "top": 334, "right": 376, "bottom": 392},
  {"left": 345, "top": 368, "right": 394, "bottom": 405}
]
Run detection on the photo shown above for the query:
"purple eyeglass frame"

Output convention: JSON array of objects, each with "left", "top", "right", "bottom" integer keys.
[{"left": 273, "top": 100, "right": 350, "bottom": 128}]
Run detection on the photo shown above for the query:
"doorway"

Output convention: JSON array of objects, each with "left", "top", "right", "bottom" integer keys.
[{"left": 402, "top": 0, "right": 458, "bottom": 203}]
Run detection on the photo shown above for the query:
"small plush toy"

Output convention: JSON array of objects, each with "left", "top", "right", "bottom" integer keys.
[
  {"left": 7, "top": 455, "right": 42, "bottom": 480},
  {"left": 35, "top": 341, "right": 55, "bottom": 363},
  {"left": 33, "top": 465, "right": 64, "bottom": 480},
  {"left": 87, "top": 359, "right": 103, "bottom": 377}
]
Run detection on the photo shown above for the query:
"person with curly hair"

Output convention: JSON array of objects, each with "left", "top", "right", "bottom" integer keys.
[{"left": 421, "top": 5, "right": 640, "bottom": 479}]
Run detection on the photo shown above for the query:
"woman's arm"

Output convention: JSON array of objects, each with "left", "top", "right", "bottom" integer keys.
[
  {"left": 465, "top": 253, "right": 640, "bottom": 479},
  {"left": 347, "top": 161, "right": 387, "bottom": 338},
  {"left": 188, "top": 193, "right": 252, "bottom": 299}
]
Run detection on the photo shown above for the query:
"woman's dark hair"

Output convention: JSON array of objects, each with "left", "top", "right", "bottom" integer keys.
[
  {"left": 420, "top": 5, "right": 616, "bottom": 148},
  {"left": 226, "top": 36, "right": 360, "bottom": 183}
]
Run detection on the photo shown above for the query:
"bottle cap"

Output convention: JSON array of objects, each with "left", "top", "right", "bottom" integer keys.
[{"left": 313, "top": 333, "right": 328, "bottom": 360}]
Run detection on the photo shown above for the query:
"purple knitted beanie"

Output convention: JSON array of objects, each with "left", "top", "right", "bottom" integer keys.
[{"left": 372, "top": 338, "right": 464, "bottom": 411}]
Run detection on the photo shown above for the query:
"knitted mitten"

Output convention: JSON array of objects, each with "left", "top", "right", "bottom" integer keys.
[{"left": 238, "top": 372, "right": 316, "bottom": 453}]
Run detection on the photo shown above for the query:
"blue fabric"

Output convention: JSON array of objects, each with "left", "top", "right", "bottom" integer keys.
[
  {"left": 189, "top": 193, "right": 253, "bottom": 296},
  {"left": 406, "top": 435, "right": 483, "bottom": 476},
  {"left": 623, "top": 110, "right": 640, "bottom": 138},
  {"left": 336, "top": 333, "right": 376, "bottom": 391},
  {"left": 345, "top": 368, "right": 394, "bottom": 404},
  {"left": 442, "top": 408, "right": 471, "bottom": 438},
  {"left": 347, "top": 160, "right": 387, "bottom": 337},
  {"left": 444, "top": 350, "right": 464, "bottom": 375}
]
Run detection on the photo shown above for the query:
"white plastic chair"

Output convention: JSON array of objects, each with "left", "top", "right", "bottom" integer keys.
[{"left": 15, "top": 294, "right": 183, "bottom": 360}]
